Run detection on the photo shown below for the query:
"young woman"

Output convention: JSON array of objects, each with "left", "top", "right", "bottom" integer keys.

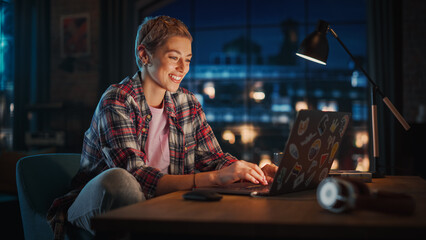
[{"left": 47, "top": 15, "right": 278, "bottom": 238}]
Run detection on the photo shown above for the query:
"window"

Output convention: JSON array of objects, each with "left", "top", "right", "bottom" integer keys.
[
  {"left": 148, "top": 0, "right": 370, "bottom": 171},
  {"left": 0, "top": 0, "right": 14, "bottom": 150}
]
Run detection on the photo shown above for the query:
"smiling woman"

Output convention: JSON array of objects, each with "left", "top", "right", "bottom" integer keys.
[
  {"left": 47, "top": 15, "right": 278, "bottom": 239},
  {"left": 141, "top": 36, "right": 193, "bottom": 106}
]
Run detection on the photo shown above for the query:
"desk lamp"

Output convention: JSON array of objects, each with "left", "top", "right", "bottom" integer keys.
[{"left": 296, "top": 20, "right": 410, "bottom": 176}]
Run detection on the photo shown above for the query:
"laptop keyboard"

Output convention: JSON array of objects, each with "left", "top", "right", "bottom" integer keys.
[{"left": 221, "top": 182, "right": 269, "bottom": 191}]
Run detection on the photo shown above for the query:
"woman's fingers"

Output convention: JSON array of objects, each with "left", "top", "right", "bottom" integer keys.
[
  {"left": 240, "top": 161, "right": 267, "bottom": 185},
  {"left": 261, "top": 164, "right": 279, "bottom": 184},
  {"left": 244, "top": 168, "right": 267, "bottom": 185},
  {"left": 262, "top": 164, "right": 278, "bottom": 175},
  {"left": 216, "top": 160, "right": 270, "bottom": 185}
]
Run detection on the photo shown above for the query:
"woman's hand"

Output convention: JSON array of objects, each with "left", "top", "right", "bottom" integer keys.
[
  {"left": 214, "top": 160, "right": 268, "bottom": 186},
  {"left": 261, "top": 163, "right": 279, "bottom": 184}
]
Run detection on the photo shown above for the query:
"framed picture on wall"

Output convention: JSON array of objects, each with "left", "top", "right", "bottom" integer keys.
[{"left": 60, "top": 13, "right": 90, "bottom": 58}]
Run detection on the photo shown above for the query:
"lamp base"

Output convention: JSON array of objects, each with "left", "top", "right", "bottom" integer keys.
[{"left": 372, "top": 157, "right": 386, "bottom": 178}]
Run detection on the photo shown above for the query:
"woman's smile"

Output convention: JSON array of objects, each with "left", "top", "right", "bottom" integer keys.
[{"left": 169, "top": 73, "right": 183, "bottom": 84}]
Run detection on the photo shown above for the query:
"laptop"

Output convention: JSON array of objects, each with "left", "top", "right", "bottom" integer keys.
[{"left": 197, "top": 110, "right": 351, "bottom": 196}]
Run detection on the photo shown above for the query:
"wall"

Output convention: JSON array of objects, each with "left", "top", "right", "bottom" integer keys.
[
  {"left": 401, "top": 0, "right": 426, "bottom": 178},
  {"left": 49, "top": 0, "right": 100, "bottom": 152},
  {"left": 403, "top": 0, "right": 426, "bottom": 123}
]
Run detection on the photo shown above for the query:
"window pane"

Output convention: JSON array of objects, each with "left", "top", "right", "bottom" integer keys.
[
  {"left": 307, "top": 0, "right": 366, "bottom": 23},
  {"left": 0, "top": 1, "right": 14, "bottom": 150},
  {"left": 251, "top": 0, "right": 306, "bottom": 25},
  {"left": 251, "top": 27, "right": 291, "bottom": 66},
  {"left": 325, "top": 24, "right": 367, "bottom": 69},
  {"left": 146, "top": 0, "right": 192, "bottom": 27},
  {"left": 194, "top": 0, "right": 247, "bottom": 28},
  {"left": 193, "top": 29, "right": 247, "bottom": 65},
  {"left": 149, "top": 0, "right": 370, "bottom": 171}
]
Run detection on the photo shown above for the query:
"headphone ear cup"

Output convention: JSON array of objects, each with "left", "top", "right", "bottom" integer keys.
[{"left": 317, "top": 177, "right": 356, "bottom": 213}]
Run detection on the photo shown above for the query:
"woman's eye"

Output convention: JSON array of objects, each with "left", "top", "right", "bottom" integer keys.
[{"left": 169, "top": 56, "right": 178, "bottom": 60}]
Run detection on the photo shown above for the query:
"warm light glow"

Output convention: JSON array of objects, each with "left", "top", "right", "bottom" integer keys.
[
  {"left": 318, "top": 100, "right": 338, "bottom": 112},
  {"left": 355, "top": 154, "right": 370, "bottom": 172},
  {"left": 331, "top": 159, "right": 339, "bottom": 170},
  {"left": 203, "top": 82, "right": 215, "bottom": 99},
  {"left": 259, "top": 154, "right": 272, "bottom": 168},
  {"left": 240, "top": 125, "right": 257, "bottom": 144},
  {"left": 295, "top": 101, "right": 308, "bottom": 111},
  {"left": 222, "top": 130, "right": 235, "bottom": 144},
  {"left": 355, "top": 131, "right": 369, "bottom": 148},
  {"left": 250, "top": 82, "right": 265, "bottom": 102},
  {"left": 296, "top": 53, "right": 327, "bottom": 65},
  {"left": 252, "top": 91, "right": 265, "bottom": 101}
]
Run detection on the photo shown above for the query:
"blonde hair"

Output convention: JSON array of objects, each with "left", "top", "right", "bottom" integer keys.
[{"left": 135, "top": 15, "right": 193, "bottom": 69}]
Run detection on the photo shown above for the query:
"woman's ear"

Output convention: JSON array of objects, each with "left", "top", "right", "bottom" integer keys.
[{"left": 137, "top": 44, "right": 150, "bottom": 65}]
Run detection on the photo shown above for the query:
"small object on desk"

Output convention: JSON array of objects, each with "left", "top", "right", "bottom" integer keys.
[
  {"left": 328, "top": 170, "right": 372, "bottom": 183},
  {"left": 317, "top": 177, "right": 415, "bottom": 215},
  {"left": 182, "top": 190, "right": 223, "bottom": 201}
]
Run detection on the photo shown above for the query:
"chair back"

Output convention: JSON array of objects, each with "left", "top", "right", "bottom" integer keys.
[{"left": 16, "top": 153, "right": 81, "bottom": 240}]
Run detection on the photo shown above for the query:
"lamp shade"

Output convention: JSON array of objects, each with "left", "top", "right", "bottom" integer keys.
[{"left": 296, "top": 20, "right": 330, "bottom": 65}]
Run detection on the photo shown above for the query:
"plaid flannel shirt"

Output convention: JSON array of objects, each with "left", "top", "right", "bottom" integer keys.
[{"left": 47, "top": 72, "right": 238, "bottom": 239}]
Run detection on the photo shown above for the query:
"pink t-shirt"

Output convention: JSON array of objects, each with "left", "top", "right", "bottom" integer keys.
[{"left": 144, "top": 104, "right": 170, "bottom": 174}]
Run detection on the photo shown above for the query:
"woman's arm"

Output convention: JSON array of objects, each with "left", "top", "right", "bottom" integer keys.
[
  {"left": 155, "top": 160, "right": 270, "bottom": 196},
  {"left": 190, "top": 93, "right": 238, "bottom": 171}
]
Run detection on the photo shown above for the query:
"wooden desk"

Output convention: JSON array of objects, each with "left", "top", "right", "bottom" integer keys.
[{"left": 92, "top": 176, "right": 426, "bottom": 239}]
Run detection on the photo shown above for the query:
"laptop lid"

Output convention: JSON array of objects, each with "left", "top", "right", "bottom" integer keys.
[{"left": 268, "top": 110, "right": 351, "bottom": 195}]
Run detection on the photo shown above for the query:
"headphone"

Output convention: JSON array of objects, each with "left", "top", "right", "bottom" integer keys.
[{"left": 317, "top": 177, "right": 415, "bottom": 215}]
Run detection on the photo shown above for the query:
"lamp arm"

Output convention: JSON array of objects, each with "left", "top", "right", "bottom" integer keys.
[{"left": 329, "top": 28, "right": 411, "bottom": 131}]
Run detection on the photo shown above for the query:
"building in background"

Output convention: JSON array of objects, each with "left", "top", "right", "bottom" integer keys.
[{"left": 150, "top": 0, "right": 370, "bottom": 171}]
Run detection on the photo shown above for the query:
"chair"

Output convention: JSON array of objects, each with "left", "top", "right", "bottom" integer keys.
[{"left": 16, "top": 153, "right": 93, "bottom": 240}]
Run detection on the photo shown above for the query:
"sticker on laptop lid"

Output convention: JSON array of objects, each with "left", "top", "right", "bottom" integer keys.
[
  {"left": 307, "top": 160, "right": 318, "bottom": 173},
  {"left": 285, "top": 162, "right": 302, "bottom": 184},
  {"left": 328, "top": 142, "right": 340, "bottom": 163},
  {"left": 318, "top": 167, "right": 329, "bottom": 182},
  {"left": 293, "top": 172, "right": 305, "bottom": 189},
  {"left": 276, "top": 167, "right": 287, "bottom": 190},
  {"left": 318, "top": 114, "right": 329, "bottom": 136},
  {"left": 298, "top": 117, "right": 309, "bottom": 136},
  {"left": 330, "top": 118, "right": 339, "bottom": 133},
  {"left": 301, "top": 132, "right": 317, "bottom": 146},
  {"left": 305, "top": 170, "right": 317, "bottom": 186},
  {"left": 319, "top": 153, "right": 329, "bottom": 167},
  {"left": 339, "top": 115, "right": 350, "bottom": 137},
  {"left": 289, "top": 143, "right": 299, "bottom": 159},
  {"left": 327, "top": 135, "right": 336, "bottom": 150},
  {"left": 308, "top": 139, "right": 321, "bottom": 161}
]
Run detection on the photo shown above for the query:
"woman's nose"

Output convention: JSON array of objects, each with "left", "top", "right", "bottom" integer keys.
[{"left": 176, "top": 59, "right": 185, "bottom": 72}]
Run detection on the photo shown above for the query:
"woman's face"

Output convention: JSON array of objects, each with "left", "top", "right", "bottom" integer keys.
[{"left": 146, "top": 36, "right": 192, "bottom": 92}]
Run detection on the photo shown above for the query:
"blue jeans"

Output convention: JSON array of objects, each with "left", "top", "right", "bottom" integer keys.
[{"left": 67, "top": 168, "right": 146, "bottom": 235}]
